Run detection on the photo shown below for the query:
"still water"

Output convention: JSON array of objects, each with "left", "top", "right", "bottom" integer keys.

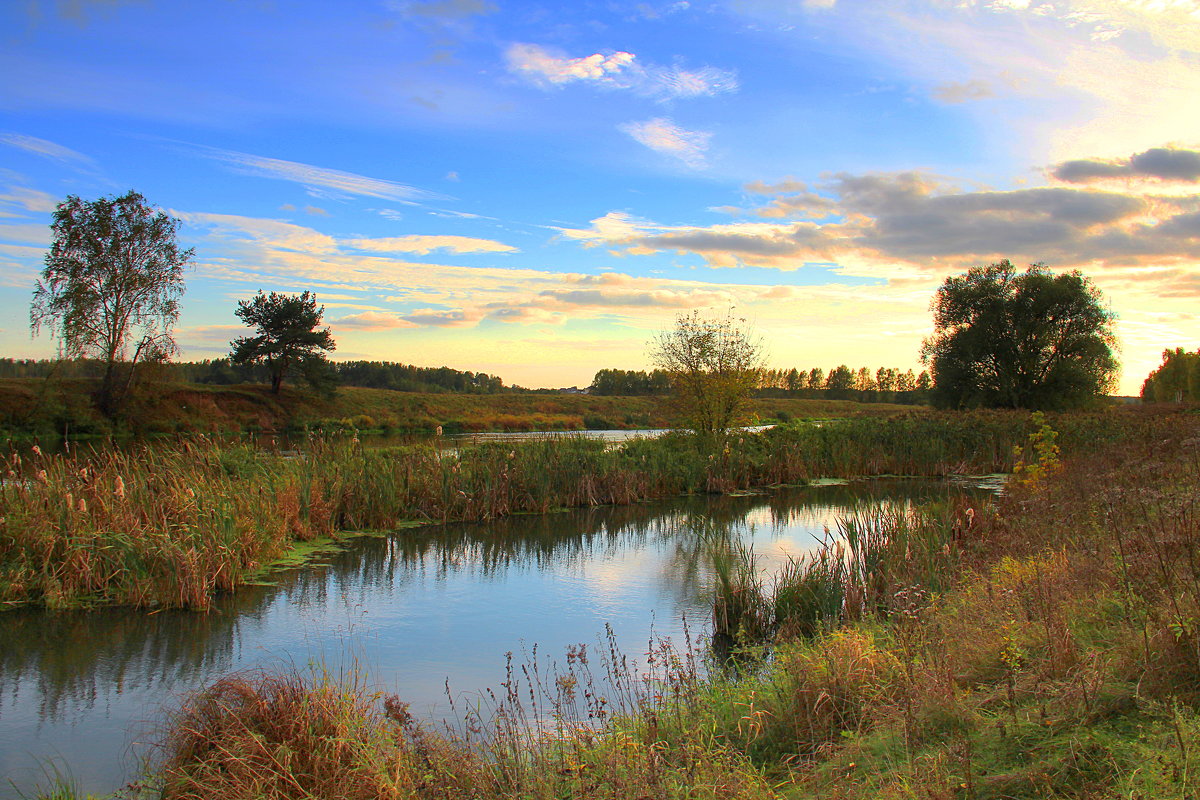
[{"left": 0, "top": 479, "right": 986, "bottom": 798}]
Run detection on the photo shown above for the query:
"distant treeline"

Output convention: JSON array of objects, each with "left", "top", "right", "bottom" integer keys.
[
  {"left": 590, "top": 365, "right": 933, "bottom": 404},
  {"left": 0, "top": 358, "right": 510, "bottom": 394},
  {"left": 1141, "top": 348, "right": 1200, "bottom": 402}
]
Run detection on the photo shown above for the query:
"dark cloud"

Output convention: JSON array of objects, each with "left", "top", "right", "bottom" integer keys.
[
  {"left": 1131, "top": 148, "right": 1200, "bottom": 181},
  {"left": 1052, "top": 147, "right": 1200, "bottom": 183},
  {"left": 402, "top": 308, "right": 477, "bottom": 326},
  {"left": 932, "top": 79, "right": 994, "bottom": 104},
  {"left": 639, "top": 230, "right": 805, "bottom": 256},
  {"left": 1052, "top": 159, "right": 1130, "bottom": 182},
  {"left": 1158, "top": 210, "right": 1200, "bottom": 238},
  {"left": 833, "top": 175, "right": 1145, "bottom": 259},
  {"left": 536, "top": 288, "right": 702, "bottom": 308}
]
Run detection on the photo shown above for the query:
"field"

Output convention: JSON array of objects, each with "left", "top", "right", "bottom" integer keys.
[{"left": 0, "top": 377, "right": 919, "bottom": 438}]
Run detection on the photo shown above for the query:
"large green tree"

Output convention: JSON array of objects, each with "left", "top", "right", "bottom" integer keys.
[
  {"left": 230, "top": 291, "right": 336, "bottom": 394},
  {"left": 1141, "top": 347, "right": 1200, "bottom": 402},
  {"left": 651, "top": 309, "right": 764, "bottom": 436},
  {"left": 30, "top": 191, "right": 192, "bottom": 415},
  {"left": 921, "top": 261, "right": 1117, "bottom": 410}
]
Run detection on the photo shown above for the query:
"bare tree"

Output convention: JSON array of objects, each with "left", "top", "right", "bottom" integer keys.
[
  {"left": 651, "top": 309, "right": 764, "bottom": 437},
  {"left": 31, "top": 191, "right": 192, "bottom": 415}
]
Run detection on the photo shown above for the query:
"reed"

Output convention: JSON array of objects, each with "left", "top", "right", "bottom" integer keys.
[
  {"left": 145, "top": 630, "right": 771, "bottom": 800},
  {"left": 0, "top": 408, "right": 1163, "bottom": 610}
]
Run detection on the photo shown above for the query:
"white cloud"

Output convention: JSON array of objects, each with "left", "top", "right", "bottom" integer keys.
[
  {"left": 0, "top": 187, "right": 57, "bottom": 215},
  {"left": 194, "top": 146, "right": 438, "bottom": 202},
  {"left": 619, "top": 118, "right": 712, "bottom": 167},
  {"left": 344, "top": 234, "right": 518, "bottom": 255},
  {"left": 0, "top": 133, "right": 94, "bottom": 166},
  {"left": 174, "top": 211, "right": 339, "bottom": 255},
  {"left": 504, "top": 43, "right": 737, "bottom": 100},
  {"left": 332, "top": 311, "right": 419, "bottom": 331},
  {"left": 505, "top": 43, "right": 636, "bottom": 85}
]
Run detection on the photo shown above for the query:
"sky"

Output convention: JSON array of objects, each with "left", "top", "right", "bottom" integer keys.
[{"left": 2, "top": 0, "right": 1199, "bottom": 393}]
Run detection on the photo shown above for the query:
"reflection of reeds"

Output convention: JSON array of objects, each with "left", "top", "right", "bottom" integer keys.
[
  {"left": 708, "top": 537, "right": 770, "bottom": 642},
  {"left": 710, "top": 500, "right": 973, "bottom": 646},
  {"left": 772, "top": 539, "right": 847, "bottom": 639}
]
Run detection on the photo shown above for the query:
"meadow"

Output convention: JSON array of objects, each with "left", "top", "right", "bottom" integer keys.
[{"left": 0, "top": 378, "right": 915, "bottom": 439}]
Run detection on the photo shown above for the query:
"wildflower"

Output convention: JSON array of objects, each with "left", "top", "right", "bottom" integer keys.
[
  {"left": 114, "top": 476, "right": 126, "bottom": 499},
  {"left": 436, "top": 425, "right": 443, "bottom": 437},
  {"left": 77, "top": 497, "right": 87, "bottom": 513},
  {"left": 31, "top": 445, "right": 42, "bottom": 457},
  {"left": 35, "top": 470, "right": 47, "bottom": 484}
]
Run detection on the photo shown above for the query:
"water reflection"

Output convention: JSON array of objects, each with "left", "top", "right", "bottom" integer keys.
[{"left": 0, "top": 479, "right": 982, "bottom": 798}]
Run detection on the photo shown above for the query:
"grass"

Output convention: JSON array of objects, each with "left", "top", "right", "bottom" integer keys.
[
  {"left": 0, "top": 376, "right": 917, "bottom": 438},
  {"left": 1, "top": 408, "right": 1168, "bottom": 610},
  {"left": 27, "top": 406, "right": 1200, "bottom": 799}
]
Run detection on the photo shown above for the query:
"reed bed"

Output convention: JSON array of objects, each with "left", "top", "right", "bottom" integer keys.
[{"left": 0, "top": 408, "right": 1160, "bottom": 610}]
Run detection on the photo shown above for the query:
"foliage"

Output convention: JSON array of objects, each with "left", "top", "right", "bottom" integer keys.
[
  {"left": 1011, "top": 410, "right": 1061, "bottom": 486},
  {"left": 592, "top": 364, "right": 932, "bottom": 406},
  {"left": 652, "top": 309, "right": 765, "bottom": 436},
  {"left": 230, "top": 291, "right": 336, "bottom": 395},
  {"left": 1141, "top": 346, "right": 1200, "bottom": 402},
  {"left": 921, "top": 260, "right": 1118, "bottom": 410},
  {"left": 30, "top": 191, "right": 192, "bottom": 416},
  {"left": 589, "top": 367, "right": 672, "bottom": 396}
]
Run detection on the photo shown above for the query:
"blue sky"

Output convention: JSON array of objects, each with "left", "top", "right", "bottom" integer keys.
[{"left": 2, "top": 0, "right": 1199, "bottom": 392}]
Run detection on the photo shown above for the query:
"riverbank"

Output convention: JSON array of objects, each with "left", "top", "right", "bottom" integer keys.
[
  {"left": 0, "top": 377, "right": 918, "bottom": 439},
  {"left": 40, "top": 406, "right": 1199, "bottom": 799},
  {"left": 0, "top": 408, "right": 1160, "bottom": 611}
]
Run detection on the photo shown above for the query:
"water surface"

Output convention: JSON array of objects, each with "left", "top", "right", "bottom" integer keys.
[{"left": 0, "top": 479, "right": 983, "bottom": 798}]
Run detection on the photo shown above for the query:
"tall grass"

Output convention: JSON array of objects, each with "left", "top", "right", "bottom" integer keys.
[
  {"left": 146, "top": 633, "right": 774, "bottom": 800},
  {"left": 648, "top": 409, "right": 1200, "bottom": 799},
  {"left": 1, "top": 408, "right": 1164, "bottom": 609}
]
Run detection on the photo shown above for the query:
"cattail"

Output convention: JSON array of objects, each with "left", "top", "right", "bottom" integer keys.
[
  {"left": 65, "top": 492, "right": 74, "bottom": 509},
  {"left": 114, "top": 475, "right": 126, "bottom": 499},
  {"left": 77, "top": 497, "right": 87, "bottom": 513}
]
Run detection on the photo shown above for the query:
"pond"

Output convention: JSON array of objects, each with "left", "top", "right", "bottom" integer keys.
[{"left": 0, "top": 478, "right": 991, "bottom": 798}]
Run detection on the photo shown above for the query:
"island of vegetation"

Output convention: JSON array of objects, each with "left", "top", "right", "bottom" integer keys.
[{"left": 5, "top": 192, "right": 1200, "bottom": 800}]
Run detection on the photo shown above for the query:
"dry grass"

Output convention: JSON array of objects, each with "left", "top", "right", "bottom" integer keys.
[{"left": 3, "top": 410, "right": 1059, "bottom": 610}]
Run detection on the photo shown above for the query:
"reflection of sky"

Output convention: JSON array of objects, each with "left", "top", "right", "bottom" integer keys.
[{"left": 0, "top": 480, "right": 978, "bottom": 798}]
